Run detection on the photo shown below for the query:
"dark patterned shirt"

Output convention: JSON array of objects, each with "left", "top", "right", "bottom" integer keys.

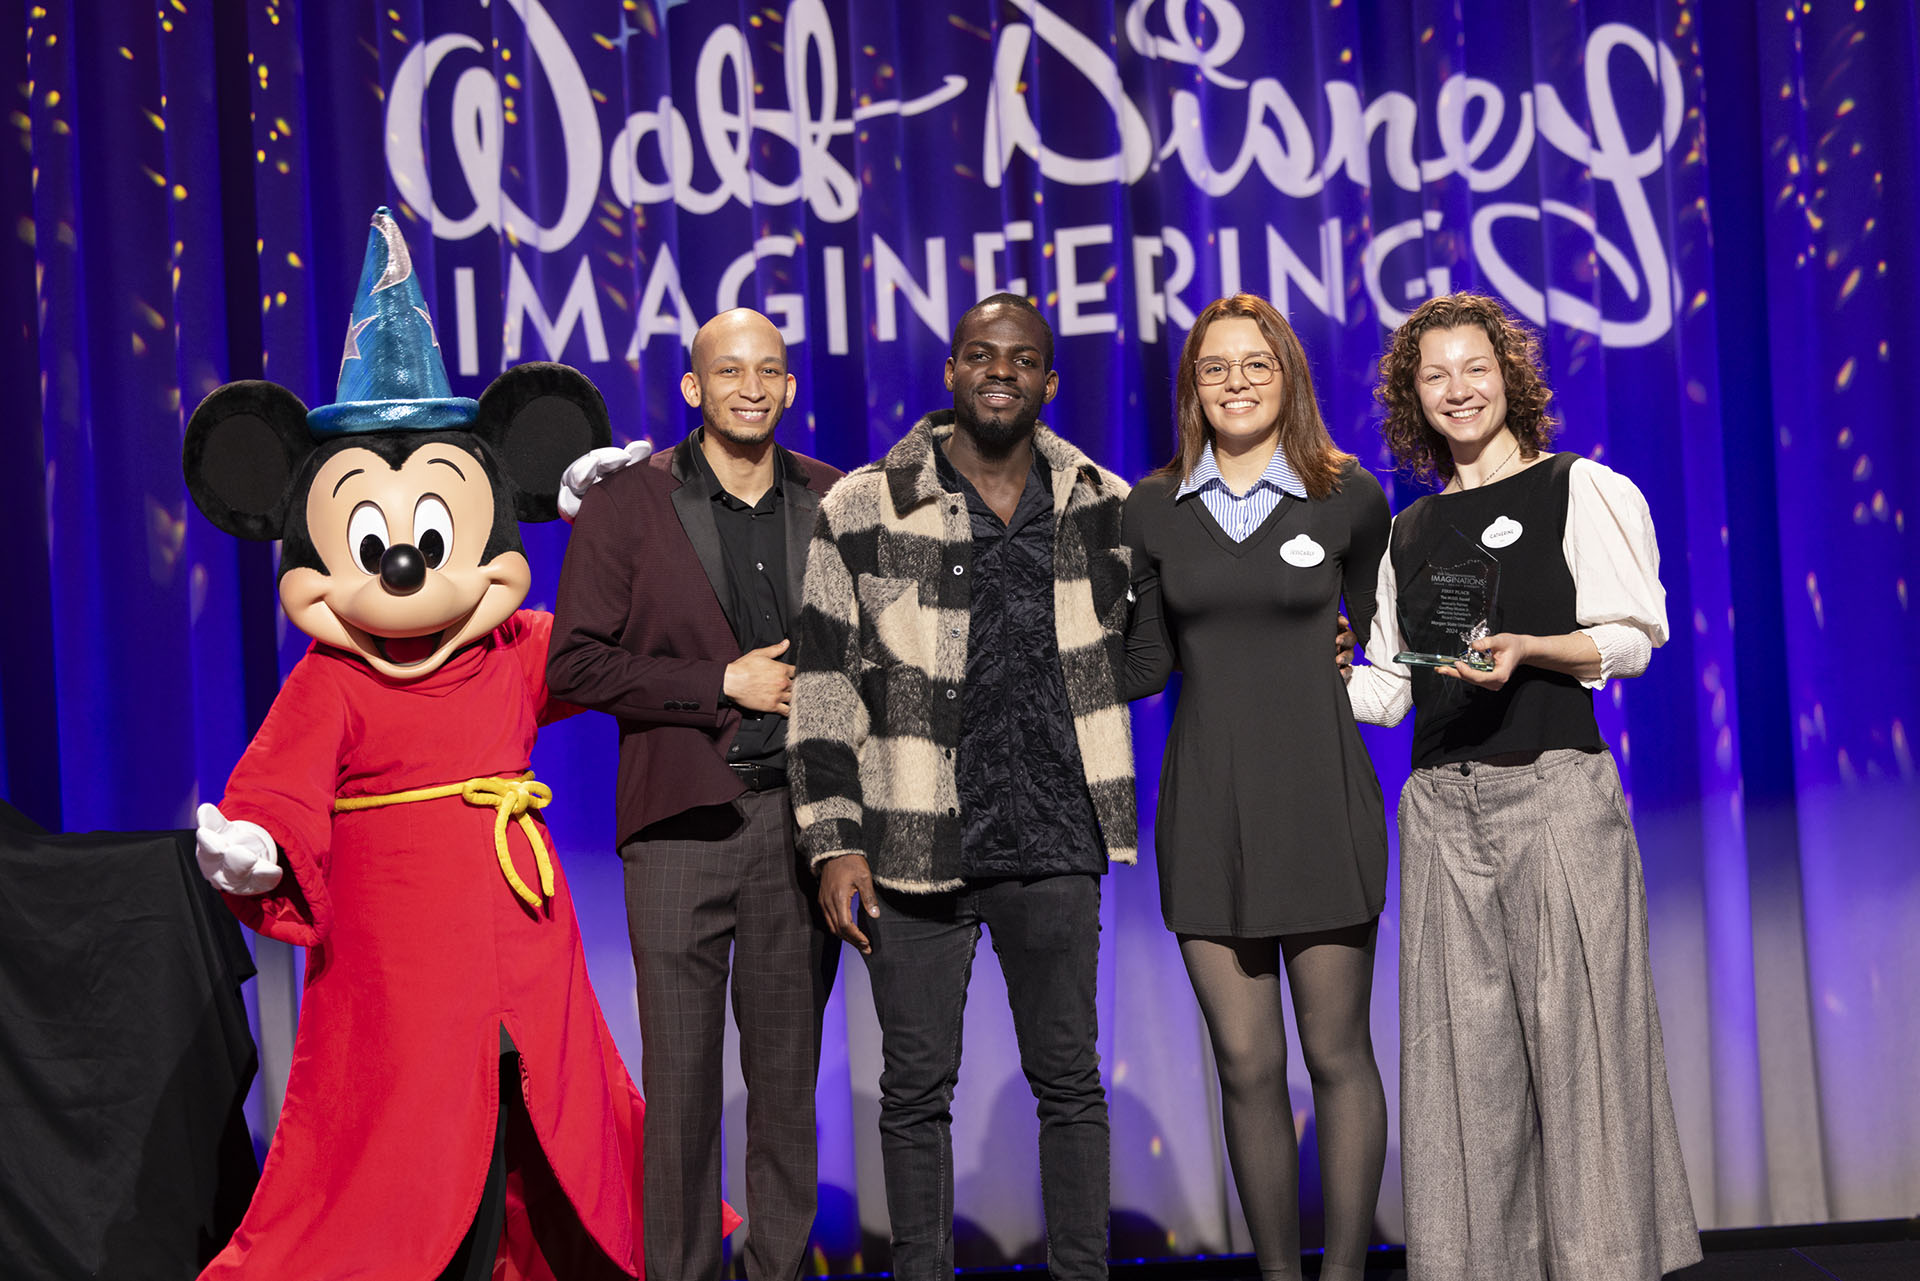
[{"left": 936, "top": 441, "right": 1105, "bottom": 880}]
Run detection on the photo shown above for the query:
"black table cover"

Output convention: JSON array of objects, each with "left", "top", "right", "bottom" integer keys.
[{"left": 0, "top": 798, "right": 259, "bottom": 1279}]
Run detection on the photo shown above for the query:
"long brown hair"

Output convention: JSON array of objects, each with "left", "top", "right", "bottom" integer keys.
[
  {"left": 1159, "top": 294, "right": 1350, "bottom": 500},
  {"left": 1374, "top": 292, "right": 1558, "bottom": 486}
]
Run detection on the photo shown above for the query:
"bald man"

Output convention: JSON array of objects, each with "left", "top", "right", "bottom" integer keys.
[{"left": 549, "top": 309, "right": 843, "bottom": 1281}]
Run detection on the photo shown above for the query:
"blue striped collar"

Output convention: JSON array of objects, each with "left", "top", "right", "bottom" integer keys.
[{"left": 1174, "top": 439, "right": 1308, "bottom": 501}]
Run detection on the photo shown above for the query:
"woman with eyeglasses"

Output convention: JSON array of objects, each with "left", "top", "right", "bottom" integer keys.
[{"left": 1119, "top": 294, "right": 1391, "bottom": 1281}]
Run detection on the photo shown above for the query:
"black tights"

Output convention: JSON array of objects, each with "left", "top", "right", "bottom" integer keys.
[{"left": 1179, "top": 921, "right": 1386, "bottom": 1281}]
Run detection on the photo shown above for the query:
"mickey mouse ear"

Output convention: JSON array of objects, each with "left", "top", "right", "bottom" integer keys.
[
  {"left": 472, "top": 363, "right": 613, "bottom": 523},
  {"left": 183, "top": 381, "right": 315, "bottom": 540}
]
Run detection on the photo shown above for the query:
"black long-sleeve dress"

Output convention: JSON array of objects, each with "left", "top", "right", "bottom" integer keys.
[{"left": 1121, "top": 459, "right": 1392, "bottom": 936}]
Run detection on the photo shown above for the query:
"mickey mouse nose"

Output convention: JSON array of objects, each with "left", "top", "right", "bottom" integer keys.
[{"left": 379, "top": 544, "right": 426, "bottom": 595}]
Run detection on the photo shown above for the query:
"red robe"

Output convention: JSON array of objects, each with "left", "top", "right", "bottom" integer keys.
[{"left": 202, "top": 610, "right": 652, "bottom": 1279}]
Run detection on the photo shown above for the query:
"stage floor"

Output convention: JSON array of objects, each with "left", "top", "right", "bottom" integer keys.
[
  {"left": 819, "top": 1220, "right": 1920, "bottom": 1281},
  {"left": 1670, "top": 1239, "right": 1920, "bottom": 1280}
]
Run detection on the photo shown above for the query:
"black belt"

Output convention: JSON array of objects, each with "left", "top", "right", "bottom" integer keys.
[{"left": 729, "top": 762, "right": 788, "bottom": 792}]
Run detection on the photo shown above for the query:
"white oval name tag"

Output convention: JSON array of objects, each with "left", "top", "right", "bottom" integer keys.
[
  {"left": 1279, "top": 534, "right": 1326, "bottom": 567},
  {"left": 1481, "top": 516, "right": 1523, "bottom": 549}
]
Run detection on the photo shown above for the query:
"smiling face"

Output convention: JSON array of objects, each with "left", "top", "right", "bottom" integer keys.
[
  {"left": 1416, "top": 324, "right": 1512, "bottom": 459},
  {"left": 278, "top": 440, "right": 530, "bottom": 680},
  {"left": 945, "top": 303, "right": 1058, "bottom": 449},
  {"left": 682, "top": 309, "right": 795, "bottom": 447},
  {"left": 1194, "top": 316, "right": 1284, "bottom": 452}
]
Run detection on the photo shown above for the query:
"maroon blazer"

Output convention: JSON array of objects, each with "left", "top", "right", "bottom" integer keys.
[{"left": 547, "top": 434, "right": 843, "bottom": 843}]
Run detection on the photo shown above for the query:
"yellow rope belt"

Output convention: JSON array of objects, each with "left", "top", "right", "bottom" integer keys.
[{"left": 333, "top": 773, "right": 556, "bottom": 910}]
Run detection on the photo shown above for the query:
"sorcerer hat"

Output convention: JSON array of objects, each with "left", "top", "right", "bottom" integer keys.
[{"left": 306, "top": 207, "right": 477, "bottom": 437}]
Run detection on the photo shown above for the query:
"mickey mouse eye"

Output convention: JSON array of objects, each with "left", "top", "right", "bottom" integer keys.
[
  {"left": 413, "top": 495, "right": 454, "bottom": 570},
  {"left": 346, "top": 502, "right": 390, "bottom": 575}
]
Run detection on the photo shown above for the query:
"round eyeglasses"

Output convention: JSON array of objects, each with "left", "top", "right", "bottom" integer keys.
[{"left": 1195, "top": 355, "right": 1278, "bottom": 386}]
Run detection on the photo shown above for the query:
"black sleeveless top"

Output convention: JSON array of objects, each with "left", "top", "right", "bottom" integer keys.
[{"left": 1390, "top": 453, "right": 1606, "bottom": 769}]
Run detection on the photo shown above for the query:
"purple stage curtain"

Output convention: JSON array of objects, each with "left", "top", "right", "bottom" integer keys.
[{"left": 4, "top": 0, "right": 1915, "bottom": 1267}]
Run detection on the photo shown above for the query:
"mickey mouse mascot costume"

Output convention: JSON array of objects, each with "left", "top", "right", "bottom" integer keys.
[{"left": 183, "top": 209, "right": 691, "bottom": 1280}]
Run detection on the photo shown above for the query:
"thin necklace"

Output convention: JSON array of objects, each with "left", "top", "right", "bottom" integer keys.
[{"left": 1461, "top": 441, "right": 1521, "bottom": 491}]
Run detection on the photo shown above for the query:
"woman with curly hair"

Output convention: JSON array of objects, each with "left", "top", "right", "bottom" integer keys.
[
  {"left": 1346, "top": 292, "right": 1700, "bottom": 1281},
  {"left": 1121, "top": 294, "right": 1391, "bottom": 1281}
]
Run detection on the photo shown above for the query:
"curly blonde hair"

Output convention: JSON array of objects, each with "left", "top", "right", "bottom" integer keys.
[{"left": 1374, "top": 292, "right": 1557, "bottom": 486}]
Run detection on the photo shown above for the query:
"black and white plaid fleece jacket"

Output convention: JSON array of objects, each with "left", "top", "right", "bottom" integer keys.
[{"left": 789, "top": 411, "right": 1139, "bottom": 893}]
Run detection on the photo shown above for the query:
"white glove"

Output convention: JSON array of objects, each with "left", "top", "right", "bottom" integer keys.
[
  {"left": 195, "top": 802, "right": 283, "bottom": 896},
  {"left": 558, "top": 440, "right": 655, "bottom": 523}
]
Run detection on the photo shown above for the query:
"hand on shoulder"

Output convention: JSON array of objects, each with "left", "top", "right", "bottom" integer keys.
[{"left": 557, "top": 440, "right": 655, "bottom": 522}]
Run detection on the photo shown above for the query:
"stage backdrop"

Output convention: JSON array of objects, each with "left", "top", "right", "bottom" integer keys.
[{"left": 6, "top": 0, "right": 1917, "bottom": 1266}]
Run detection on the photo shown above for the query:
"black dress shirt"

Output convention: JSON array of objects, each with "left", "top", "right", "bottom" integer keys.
[
  {"left": 935, "top": 441, "right": 1105, "bottom": 880},
  {"left": 688, "top": 434, "right": 790, "bottom": 769}
]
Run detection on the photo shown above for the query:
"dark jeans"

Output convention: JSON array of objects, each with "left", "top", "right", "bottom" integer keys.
[{"left": 863, "top": 873, "right": 1110, "bottom": 1281}]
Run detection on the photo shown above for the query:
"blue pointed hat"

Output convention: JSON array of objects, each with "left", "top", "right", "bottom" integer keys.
[{"left": 307, "top": 207, "right": 478, "bottom": 437}]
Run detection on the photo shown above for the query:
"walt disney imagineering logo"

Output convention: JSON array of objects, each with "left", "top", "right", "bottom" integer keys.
[{"left": 384, "top": 0, "right": 1694, "bottom": 359}]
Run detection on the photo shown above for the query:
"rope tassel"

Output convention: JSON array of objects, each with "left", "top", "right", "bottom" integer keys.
[{"left": 334, "top": 773, "right": 557, "bottom": 910}]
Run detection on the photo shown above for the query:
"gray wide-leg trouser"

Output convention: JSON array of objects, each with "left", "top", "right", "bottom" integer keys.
[{"left": 1398, "top": 748, "right": 1701, "bottom": 1281}]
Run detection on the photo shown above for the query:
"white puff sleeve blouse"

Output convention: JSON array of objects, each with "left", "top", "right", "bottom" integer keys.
[{"left": 1345, "top": 456, "right": 1669, "bottom": 728}]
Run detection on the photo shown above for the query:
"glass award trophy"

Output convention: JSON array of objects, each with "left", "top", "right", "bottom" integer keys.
[{"left": 1394, "top": 529, "right": 1499, "bottom": 670}]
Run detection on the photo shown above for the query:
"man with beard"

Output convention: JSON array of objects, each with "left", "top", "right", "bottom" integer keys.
[
  {"left": 788, "top": 294, "right": 1138, "bottom": 1281},
  {"left": 548, "top": 307, "right": 843, "bottom": 1281}
]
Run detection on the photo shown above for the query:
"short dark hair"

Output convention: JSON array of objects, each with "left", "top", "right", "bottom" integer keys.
[{"left": 950, "top": 292, "right": 1054, "bottom": 371}]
